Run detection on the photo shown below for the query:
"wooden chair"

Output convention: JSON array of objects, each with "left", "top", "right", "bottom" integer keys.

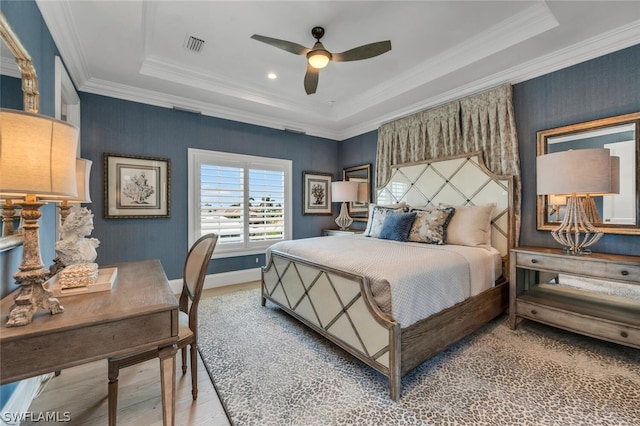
[{"left": 107, "top": 233, "right": 218, "bottom": 425}]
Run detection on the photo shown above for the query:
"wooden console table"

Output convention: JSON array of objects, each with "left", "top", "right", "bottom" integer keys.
[{"left": 0, "top": 259, "right": 179, "bottom": 425}]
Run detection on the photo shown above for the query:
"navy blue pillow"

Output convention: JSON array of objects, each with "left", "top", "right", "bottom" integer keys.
[{"left": 378, "top": 211, "right": 417, "bottom": 242}]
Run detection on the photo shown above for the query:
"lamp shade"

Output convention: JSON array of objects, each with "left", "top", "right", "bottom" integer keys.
[
  {"left": 548, "top": 194, "right": 566, "bottom": 205},
  {"left": 536, "top": 148, "right": 612, "bottom": 196},
  {"left": 0, "top": 109, "right": 78, "bottom": 199},
  {"left": 74, "top": 158, "right": 92, "bottom": 203},
  {"left": 331, "top": 181, "right": 358, "bottom": 202}
]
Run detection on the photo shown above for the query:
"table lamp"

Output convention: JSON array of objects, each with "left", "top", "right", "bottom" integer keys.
[
  {"left": 331, "top": 181, "right": 359, "bottom": 230},
  {"left": 537, "top": 148, "right": 618, "bottom": 254},
  {"left": 0, "top": 108, "right": 79, "bottom": 326}
]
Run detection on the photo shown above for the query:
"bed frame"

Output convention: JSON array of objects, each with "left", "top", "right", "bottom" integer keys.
[{"left": 262, "top": 152, "right": 514, "bottom": 401}]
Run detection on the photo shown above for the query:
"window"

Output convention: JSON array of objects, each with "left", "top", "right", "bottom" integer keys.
[{"left": 188, "top": 148, "right": 292, "bottom": 257}]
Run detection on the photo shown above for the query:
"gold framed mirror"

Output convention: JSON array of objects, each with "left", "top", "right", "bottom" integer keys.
[
  {"left": 0, "top": 11, "right": 38, "bottom": 251},
  {"left": 536, "top": 111, "right": 640, "bottom": 235},
  {"left": 342, "top": 164, "right": 371, "bottom": 222}
]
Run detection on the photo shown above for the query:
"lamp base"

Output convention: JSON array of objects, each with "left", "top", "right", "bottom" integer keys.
[
  {"left": 335, "top": 202, "right": 353, "bottom": 231},
  {"left": 7, "top": 275, "right": 64, "bottom": 327},
  {"left": 550, "top": 195, "right": 603, "bottom": 255},
  {"left": 6, "top": 200, "right": 64, "bottom": 327}
]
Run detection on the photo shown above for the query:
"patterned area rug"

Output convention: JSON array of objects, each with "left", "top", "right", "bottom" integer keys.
[{"left": 198, "top": 289, "right": 640, "bottom": 426}]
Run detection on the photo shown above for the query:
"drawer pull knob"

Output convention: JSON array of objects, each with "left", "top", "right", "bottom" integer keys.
[
  {"left": 531, "top": 309, "right": 537, "bottom": 315},
  {"left": 620, "top": 331, "right": 629, "bottom": 338},
  {"left": 621, "top": 270, "right": 629, "bottom": 276},
  {"left": 531, "top": 259, "right": 538, "bottom": 264}
]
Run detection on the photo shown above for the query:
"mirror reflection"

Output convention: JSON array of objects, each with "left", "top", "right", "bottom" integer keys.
[
  {"left": 0, "top": 11, "right": 37, "bottom": 250},
  {"left": 537, "top": 112, "right": 640, "bottom": 235},
  {"left": 343, "top": 164, "right": 371, "bottom": 222}
]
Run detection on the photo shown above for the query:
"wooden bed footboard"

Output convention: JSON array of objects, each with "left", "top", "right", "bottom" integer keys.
[
  {"left": 262, "top": 250, "right": 509, "bottom": 401},
  {"left": 262, "top": 250, "right": 403, "bottom": 400}
]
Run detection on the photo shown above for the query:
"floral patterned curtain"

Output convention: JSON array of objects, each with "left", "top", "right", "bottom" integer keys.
[{"left": 376, "top": 83, "right": 521, "bottom": 242}]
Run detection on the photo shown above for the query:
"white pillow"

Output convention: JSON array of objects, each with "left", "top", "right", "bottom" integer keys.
[
  {"left": 364, "top": 202, "right": 408, "bottom": 237},
  {"left": 443, "top": 203, "right": 495, "bottom": 248}
]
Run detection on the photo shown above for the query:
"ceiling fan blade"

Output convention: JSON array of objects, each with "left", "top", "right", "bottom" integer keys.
[
  {"left": 304, "top": 64, "right": 319, "bottom": 95},
  {"left": 250, "top": 34, "right": 310, "bottom": 55},
  {"left": 332, "top": 40, "right": 392, "bottom": 62}
]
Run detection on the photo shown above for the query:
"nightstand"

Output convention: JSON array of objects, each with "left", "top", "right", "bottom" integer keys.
[
  {"left": 321, "top": 229, "right": 364, "bottom": 236},
  {"left": 509, "top": 246, "right": 640, "bottom": 349}
]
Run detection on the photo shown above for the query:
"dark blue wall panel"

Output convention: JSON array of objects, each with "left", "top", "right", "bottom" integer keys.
[
  {"left": 80, "top": 93, "right": 339, "bottom": 279},
  {"left": 513, "top": 44, "right": 640, "bottom": 255}
]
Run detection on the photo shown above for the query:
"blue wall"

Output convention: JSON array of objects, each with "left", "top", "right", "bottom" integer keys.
[
  {"left": 513, "top": 43, "right": 640, "bottom": 255},
  {"left": 80, "top": 93, "right": 339, "bottom": 279}
]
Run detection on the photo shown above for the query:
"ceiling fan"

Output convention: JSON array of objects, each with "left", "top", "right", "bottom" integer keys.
[{"left": 251, "top": 26, "right": 391, "bottom": 95}]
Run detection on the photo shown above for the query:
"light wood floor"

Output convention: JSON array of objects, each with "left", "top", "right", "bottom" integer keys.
[{"left": 25, "top": 281, "right": 260, "bottom": 426}]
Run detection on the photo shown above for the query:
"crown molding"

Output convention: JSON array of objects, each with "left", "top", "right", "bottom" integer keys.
[
  {"left": 79, "top": 77, "right": 341, "bottom": 140},
  {"left": 36, "top": 0, "right": 90, "bottom": 88},
  {"left": 336, "top": 20, "right": 640, "bottom": 141},
  {"left": 335, "top": 2, "right": 558, "bottom": 122},
  {"left": 36, "top": 0, "right": 640, "bottom": 142}
]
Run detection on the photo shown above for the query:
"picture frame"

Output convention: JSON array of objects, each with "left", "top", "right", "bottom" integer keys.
[
  {"left": 303, "top": 171, "right": 332, "bottom": 215},
  {"left": 104, "top": 153, "right": 170, "bottom": 219},
  {"left": 343, "top": 164, "right": 371, "bottom": 221}
]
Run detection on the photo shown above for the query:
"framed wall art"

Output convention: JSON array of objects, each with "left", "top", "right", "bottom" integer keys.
[
  {"left": 104, "top": 153, "right": 170, "bottom": 218},
  {"left": 303, "top": 171, "right": 332, "bottom": 215}
]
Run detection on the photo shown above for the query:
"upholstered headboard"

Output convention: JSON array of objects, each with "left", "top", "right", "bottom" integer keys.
[{"left": 376, "top": 151, "right": 514, "bottom": 257}]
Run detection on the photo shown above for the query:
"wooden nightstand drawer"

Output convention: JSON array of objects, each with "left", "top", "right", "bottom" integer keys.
[{"left": 515, "top": 251, "right": 640, "bottom": 283}]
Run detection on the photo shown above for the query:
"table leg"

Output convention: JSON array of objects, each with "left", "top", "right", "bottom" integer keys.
[{"left": 159, "top": 344, "right": 177, "bottom": 426}]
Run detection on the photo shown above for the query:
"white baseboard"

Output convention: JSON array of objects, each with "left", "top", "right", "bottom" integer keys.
[{"left": 168, "top": 267, "right": 261, "bottom": 294}]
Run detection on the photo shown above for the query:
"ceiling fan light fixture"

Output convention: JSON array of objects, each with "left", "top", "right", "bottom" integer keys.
[{"left": 307, "top": 50, "right": 331, "bottom": 69}]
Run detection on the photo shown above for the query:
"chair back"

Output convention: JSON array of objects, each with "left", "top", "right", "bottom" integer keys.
[{"left": 181, "top": 234, "right": 218, "bottom": 327}]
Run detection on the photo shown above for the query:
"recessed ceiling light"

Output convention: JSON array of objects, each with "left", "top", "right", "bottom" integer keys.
[{"left": 268, "top": 73, "right": 277, "bottom": 80}]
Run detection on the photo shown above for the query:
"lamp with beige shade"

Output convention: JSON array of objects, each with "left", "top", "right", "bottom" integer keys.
[
  {"left": 537, "top": 148, "right": 619, "bottom": 254},
  {"left": 331, "top": 181, "right": 359, "bottom": 231},
  {"left": 0, "top": 108, "right": 79, "bottom": 326}
]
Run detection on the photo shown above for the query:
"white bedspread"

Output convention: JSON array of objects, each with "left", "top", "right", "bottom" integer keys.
[{"left": 267, "top": 235, "right": 500, "bottom": 327}]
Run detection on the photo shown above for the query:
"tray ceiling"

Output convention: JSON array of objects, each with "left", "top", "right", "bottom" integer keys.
[{"left": 27, "top": 1, "right": 640, "bottom": 140}]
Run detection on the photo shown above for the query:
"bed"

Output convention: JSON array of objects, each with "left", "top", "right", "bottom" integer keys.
[{"left": 261, "top": 152, "right": 515, "bottom": 401}]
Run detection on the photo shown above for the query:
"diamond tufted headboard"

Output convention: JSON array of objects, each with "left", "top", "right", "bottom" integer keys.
[{"left": 376, "top": 151, "right": 514, "bottom": 257}]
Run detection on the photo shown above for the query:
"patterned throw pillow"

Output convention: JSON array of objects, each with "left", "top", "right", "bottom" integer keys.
[
  {"left": 378, "top": 211, "right": 417, "bottom": 242},
  {"left": 364, "top": 203, "right": 408, "bottom": 237},
  {"left": 407, "top": 207, "right": 455, "bottom": 244}
]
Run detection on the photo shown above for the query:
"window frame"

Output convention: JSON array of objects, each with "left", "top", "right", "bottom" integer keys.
[{"left": 188, "top": 148, "right": 292, "bottom": 258}]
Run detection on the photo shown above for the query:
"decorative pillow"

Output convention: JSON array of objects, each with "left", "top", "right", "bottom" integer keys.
[
  {"left": 441, "top": 203, "right": 496, "bottom": 248},
  {"left": 378, "top": 211, "right": 417, "bottom": 242},
  {"left": 407, "top": 207, "right": 455, "bottom": 244},
  {"left": 364, "top": 203, "right": 408, "bottom": 237}
]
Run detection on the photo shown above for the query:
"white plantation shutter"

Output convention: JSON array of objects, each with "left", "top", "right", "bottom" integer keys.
[
  {"left": 188, "top": 149, "right": 292, "bottom": 256},
  {"left": 249, "top": 168, "right": 285, "bottom": 242},
  {"left": 200, "top": 164, "right": 244, "bottom": 244}
]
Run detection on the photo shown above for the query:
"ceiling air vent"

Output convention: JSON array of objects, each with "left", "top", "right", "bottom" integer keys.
[{"left": 184, "top": 35, "right": 205, "bottom": 53}]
